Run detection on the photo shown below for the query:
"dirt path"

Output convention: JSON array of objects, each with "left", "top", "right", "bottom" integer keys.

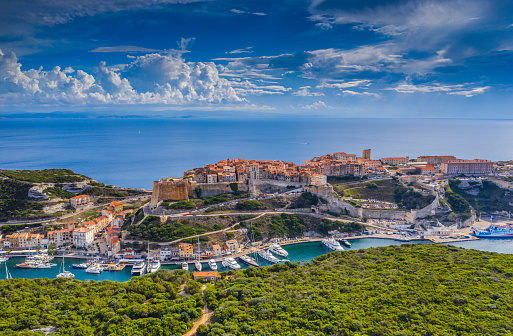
[{"left": 183, "top": 285, "right": 213, "bottom": 336}]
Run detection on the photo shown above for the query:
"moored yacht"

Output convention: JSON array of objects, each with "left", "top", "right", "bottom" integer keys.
[
  {"left": 322, "top": 238, "right": 344, "bottom": 251},
  {"left": 195, "top": 260, "right": 202, "bottom": 271},
  {"left": 56, "top": 257, "right": 74, "bottom": 278},
  {"left": 239, "top": 254, "right": 259, "bottom": 267},
  {"left": 208, "top": 259, "right": 218, "bottom": 270},
  {"left": 181, "top": 262, "right": 189, "bottom": 271},
  {"left": 85, "top": 264, "right": 103, "bottom": 274},
  {"left": 131, "top": 261, "right": 147, "bottom": 276},
  {"left": 269, "top": 243, "right": 289, "bottom": 257},
  {"left": 72, "top": 262, "right": 89, "bottom": 269},
  {"left": 222, "top": 257, "right": 240, "bottom": 270},
  {"left": 341, "top": 239, "right": 351, "bottom": 247},
  {"left": 257, "top": 250, "right": 280, "bottom": 264},
  {"left": 148, "top": 260, "right": 161, "bottom": 273}
]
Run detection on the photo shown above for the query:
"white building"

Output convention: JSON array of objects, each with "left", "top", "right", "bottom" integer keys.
[{"left": 73, "top": 227, "right": 95, "bottom": 248}]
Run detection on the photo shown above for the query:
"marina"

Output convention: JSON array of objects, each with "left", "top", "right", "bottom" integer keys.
[{"left": 1, "top": 237, "right": 512, "bottom": 281}]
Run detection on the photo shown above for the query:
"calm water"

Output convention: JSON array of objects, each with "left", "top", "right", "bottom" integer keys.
[
  {"left": 2, "top": 117, "right": 513, "bottom": 189},
  {"left": 2, "top": 238, "right": 511, "bottom": 282}
]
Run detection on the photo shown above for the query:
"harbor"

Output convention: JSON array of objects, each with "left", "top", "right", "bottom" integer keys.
[{"left": 2, "top": 236, "right": 513, "bottom": 282}]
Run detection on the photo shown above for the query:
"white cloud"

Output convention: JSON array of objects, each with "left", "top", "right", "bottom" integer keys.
[
  {"left": 231, "top": 9, "right": 246, "bottom": 14},
  {"left": 341, "top": 90, "right": 381, "bottom": 98},
  {"left": 316, "top": 80, "right": 371, "bottom": 89},
  {"left": 253, "top": 12, "right": 266, "bottom": 16},
  {"left": 230, "top": 80, "right": 291, "bottom": 95},
  {"left": 90, "top": 46, "right": 169, "bottom": 53},
  {"left": 299, "top": 100, "right": 331, "bottom": 109},
  {"left": 226, "top": 47, "right": 254, "bottom": 55},
  {"left": 0, "top": 49, "right": 246, "bottom": 106},
  {"left": 387, "top": 83, "right": 490, "bottom": 97},
  {"left": 292, "top": 86, "right": 324, "bottom": 96}
]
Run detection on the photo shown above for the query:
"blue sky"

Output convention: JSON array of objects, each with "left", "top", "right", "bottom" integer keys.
[{"left": 1, "top": 0, "right": 513, "bottom": 117}]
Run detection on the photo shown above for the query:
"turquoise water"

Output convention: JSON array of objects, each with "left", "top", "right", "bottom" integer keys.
[{"left": 3, "top": 238, "right": 511, "bottom": 282}]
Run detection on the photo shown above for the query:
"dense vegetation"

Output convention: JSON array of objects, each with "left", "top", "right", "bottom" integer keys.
[
  {"left": 248, "top": 213, "right": 306, "bottom": 240},
  {"left": 236, "top": 200, "right": 263, "bottom": 211},
  {"left": 445, "top": 183, "right": 473, "bottom": 219},
  {"left": 128, "top": 215, "right": 240, "bottom": 242},
  {"left": 317, "top": 219, "right": 364, "bottom": 235},
  {"left": 0, "top": 169, "right": 87, "bottom": 183},
  {"left": 0, "top": 270, "right": 200, "bottom": 336},
  {"left": 448, "top": 179, "right": 513, "bottom": 213},
  {"left": 288, "top": 192, "right": 319, "bottom": 209},
  {"left": 164, "top": 200, "right": 195, "bottom": 210},
  {"left": 202, "top": 244, "right": 513, "bottom": 336},
  {"left": 394, "top": 188, "right": 435, "bottom": 210},
  {"left": 0, "top": 179, "right": 48, "bottom": 222}
]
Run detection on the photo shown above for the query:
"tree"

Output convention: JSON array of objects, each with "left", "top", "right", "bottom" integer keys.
[
  {"left": 195, "top": 186, "right": 202, "bottom": 198},
  {"left": 185, "top": 280, "right": 202, "bottom": 295}
]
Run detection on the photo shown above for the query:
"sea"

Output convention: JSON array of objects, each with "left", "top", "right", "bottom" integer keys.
[
  {"left": 1, "top": 117, "right": 513, "bottom": 189},
  {"left": 2, "top": 116, "right": 513, "bottom": 281},
  {"left": 2, "top": 238, "right": 512, "bottom": 282}
]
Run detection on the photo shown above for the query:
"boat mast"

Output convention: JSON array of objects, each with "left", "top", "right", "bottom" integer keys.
[{"left": 5, "top": 262, "right": 11, "bottom": 279}]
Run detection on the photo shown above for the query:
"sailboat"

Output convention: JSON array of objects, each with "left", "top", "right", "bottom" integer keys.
[
  {"left": 195, "top": 236, "right": 202, "bottom": 271},
  {"left": 5, "top": 261, "right": 12, "bottom": 279},
  {"left": 56, "top": 256, "right": 75, "bottom": 278}
]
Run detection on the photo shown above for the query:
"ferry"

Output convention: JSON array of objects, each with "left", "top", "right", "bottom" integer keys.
[
  {"left": 322, "top": 238, "right": 344, "bottom": 251},
  {"left": 239, "top": 254, "right": 259, "bottom": 267},
  {"left": 148, "top": 260, "right": 161, "bottom": 273},
  {"left": 181, "top": 262, "right": 189, "bottom": 271},
  {"left": 222, "top": 257, "right": 241, "bottom": 270},
  {"left": 269, "top": 243, "right": 289, "bottom": 257},
  {"left": 257, "top": 250, "right": 281, "bottom": 264},
  {"left": 473, "top": 224, "right": 513, "bottom": 238},
  {"left": 208, "top": 259, "right": 218, "bottom": 271},
  {"left": 131, "top": 261, "right": 147, "bottom": 276}
]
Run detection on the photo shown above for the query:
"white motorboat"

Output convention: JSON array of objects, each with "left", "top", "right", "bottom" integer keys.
[
  {"left": 208, "top": 259, "right": 218, "bottom": 271},
  {"left": 181, "top": 262, "right": 189, "bottom": 271},
  {"left": 195, "top": 260, "right": 202, "bottom": 271},
  {"left": 148, "top": 260, "right": 161, "bottom": 273},
  {"left": 0, "top": 256, "right": 9, "bottom": 263},
  {"left": 85, "top": 264, "right": 103, "bottom": 274},
  {"left": 322, "top": 238, "right": 344, "bottom": 251},
  {"left": 239, "top": 254, "right": 259, "bottom": 267},
  {"left": 222, "top": 257, "right": 240, "bottom": 270},
  {"left": 37, "top": 263, "right": 57, "bottom": 269},
  {"left": 257, "top": 250, "right": 280, "bottom": 263},
  {"left": 269, "top": 243, "right": 289, "bottom": 257},
  {"left": 131, "top": 261, "right": 147, "bottom": 276},
  {"left": 341, "top": 239, "right": 351, "bottom": 247}
]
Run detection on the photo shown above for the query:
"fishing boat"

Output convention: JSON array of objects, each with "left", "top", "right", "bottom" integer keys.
[
  {"left": 148, "top": 259, "right": 161, "bottom": 273},
  {"left": 239, "top": 254, "right": 259, "bottom": 267},
  {"left": 208, "top": 259, "right": 218, "bottom": 270},
  {"left": 56, "top": 257, "right": 75, "bottom": 279},
  {"left": 341, "top": 239, "right": 351, "bottom": 247},
  {"left": 269, "top": 243, "right": 289, "bottom": 257},
  {"left": 131, "top": 261, "right": 147, "bottom": 276},
  {"left": 257, "top": 250, "right": 280, "bottom": 264},
  {"left": 321, "top": 238, "right": 344, "bottom": 251},
  {"left": 181, "top": 262, "right": 189, "bottom": 271},
  {"left": 222, "top": 257, "right": 240, "bottom": 270}
]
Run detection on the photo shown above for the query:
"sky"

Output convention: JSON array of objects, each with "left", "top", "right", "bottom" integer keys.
[{"left": 1, "top": 0, "right": 513, "bottom": 118}]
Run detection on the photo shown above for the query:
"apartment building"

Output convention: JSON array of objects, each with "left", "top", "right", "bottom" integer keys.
[
  {"left": 380, "top": 157, "right": 410, "bottom": 165},
  {"left": 47, "top": 229, "right": 71, "bottom": 247},
  {"left": 69, "top": 194, "right": 91, "bottom": 210},
  {"left": 179, "top": 243, "right": 194, "bottom": 258},
  {"left": 73, "top": 227, "right": 95, "bottom": 248},
  {"left": 441, "top": 159, "right": 493, "bottom": 175}
]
